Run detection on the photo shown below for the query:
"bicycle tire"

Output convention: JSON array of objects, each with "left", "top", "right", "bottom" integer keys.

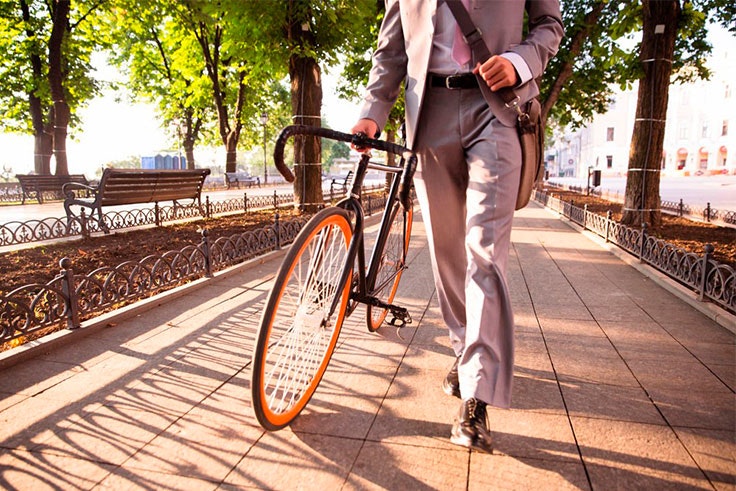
[
  {"left": 365, "top": 197, "right": 413, "bottom": 332},
  {"left": 251, "top": 207, "right": 353, "bottom": 430}
]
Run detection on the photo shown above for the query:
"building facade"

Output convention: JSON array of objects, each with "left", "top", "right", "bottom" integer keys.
[{"left": 547, "top": 27, "right": 736, "bottom": 179}]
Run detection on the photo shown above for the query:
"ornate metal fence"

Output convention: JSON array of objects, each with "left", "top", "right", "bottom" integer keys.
[
  {"left": 0, "top": 188, "right": 390, "bottom": 345},
  {"left": 533, "top": 190, "right": 736, "bottom": 316},
  {"left": 0, "top": 185, "right": 379, "bottom": 247}
]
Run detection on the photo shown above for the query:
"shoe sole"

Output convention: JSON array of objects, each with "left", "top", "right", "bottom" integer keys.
[{"left": 450, "top": 428, "right": 493, "bottom": 454}]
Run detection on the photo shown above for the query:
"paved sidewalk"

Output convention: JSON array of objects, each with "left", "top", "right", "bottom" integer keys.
[{"left": 0, "top": 203, "right": 734, "bottom": 490}]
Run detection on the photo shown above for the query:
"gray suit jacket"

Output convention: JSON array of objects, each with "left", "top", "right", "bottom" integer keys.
[{"left": 359, "top": 0, "right": 563, "bottom": 147}]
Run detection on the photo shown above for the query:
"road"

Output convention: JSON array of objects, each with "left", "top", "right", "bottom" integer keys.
[{"left": 549, "top": 175, "right": 736, "bottom": 211}]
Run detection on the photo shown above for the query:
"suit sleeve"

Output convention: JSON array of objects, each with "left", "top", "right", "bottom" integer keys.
[
  {"left": 358, "top": 0, "right": 408, "bottom": 133},
  {"left": 508, "top": 0, "right": 564, "bottom": 81}
]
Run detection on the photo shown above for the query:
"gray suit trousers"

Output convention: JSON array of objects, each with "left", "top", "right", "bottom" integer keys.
[{"left": 413, "top": 83, "right": 520, "bottom": 408}]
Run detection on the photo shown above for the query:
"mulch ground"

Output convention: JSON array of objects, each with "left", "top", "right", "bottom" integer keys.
[{"left": 1, "top": 190, "right": 734, "bottom": 295}]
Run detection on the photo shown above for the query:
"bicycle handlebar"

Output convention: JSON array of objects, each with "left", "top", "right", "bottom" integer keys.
[{"left": 273, "top": 125, "right": 414, "bottom": 183}]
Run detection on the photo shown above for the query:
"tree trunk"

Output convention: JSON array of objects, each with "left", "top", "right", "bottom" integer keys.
[
  {"left": 621, "top": 0, "right": 679, "bottom": 227},
  {"left": 47, "top": 0, "right": 70, "bottom": 176},
  {"left": 21, "top": 0, "right": 53, "bottom": 174},
  {"left": 289, "top": 53, "right": 323, "bottom": 212}
]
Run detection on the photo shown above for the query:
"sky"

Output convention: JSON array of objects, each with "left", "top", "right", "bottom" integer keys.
[{"left": 0, "top": 67, "right": 362, "bottom": 178}]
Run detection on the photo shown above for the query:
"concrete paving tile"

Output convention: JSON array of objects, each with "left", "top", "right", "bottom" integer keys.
[
  {"left": 586, "top": 303, "right": 655, "bottom": 323},
  {"left": 551, "top": 354, "right": 640, "bottom": 388},
  {"left": 367, "top": 365, "right": 461, "bottom": 450},
  {"left": 0, "top": 449, "right": 116, "bottom": 490},
  {"left": 224, "top": 431, "right": 363, "bottom": 489},
  {"left": 289, "top": 364, "right": 395, "bottom": 440},
  {"left": 544, "top": 333, "right": 621, "bottom": 363},
  {"left": 612, "top": 338, "right": 696, "bottom": 362},
  {"left": 345, "top": 440, "right": 469, "bottom": 490},
  {"left": 468, "top": 454, "right": 591, "bottom": 490},
  {"left": 510, "top": 374, "right": 567, "bottom": 415},
  {"left": 513, "top": 310, "right": 542, "bottom": 332},
  {"left": 560, "top": 381, "right": 666, "bottom": 425},
  {"left": 122, "top": 405, "right": 261, "bottom": 481},
  {"left": 531, "top": 302, "right": 594, "bottom": 320},
  {"left": 672, "top": 427, "right": 736, "bottom": 491},
  {"left": 648, "top": 389, "right": 736, "bottom": 430},
  {"left": 679, "top": 340, "right": 736, "bottom": 366},
  {"left": 664, "top": 322, "right": 736, "bottom": 345},
  {"left": 537, "top": 317, "right": 606, "bottom": 338},
  {"left": 97, "top": 466, "right": 220, "bottom": 490},
  {"left": 482, "top": 409, "right": 578, "bottom": 462},
  {"left": 0, "top": 358, "right": 84, "bottom": 396},
  {"left": 571, "top": 417, "right": 713, "bottom": 490},
  {"left": 514, "top": 349, "right": 556, "bottom": 381},
  {"left": 31, "top": 404, "right": 179, "bottom": 466},
  {"left": 626, "top": 358, "right": 732, "bottom": 393},
  {"left": 515, "top": 329, "right": 549, "bottom": 354},
  {"left": 0, "top": 392, "right": 28, "bottom": 412},
  {"left": 710, "top": 364, "right": 736, "bottom": 392},
  {"left": 599, "top": 319, "right": 674, "bottom": 342}
]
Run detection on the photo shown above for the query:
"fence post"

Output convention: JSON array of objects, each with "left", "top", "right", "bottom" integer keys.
[
  {"left": 59, "top": 257, "right": 80, "bottom": 329},
  {"left": 705, "top": 202, "right": 712, "bottom": 222},
  {"left": 605, "top": 210, "right": 612, "bottom": 243},
  {"left": 80, "top": 208, "right": 90, "bottom": 239},
  {"left": 679, "top": 199, "right": 684, "bottom": 217},
  {"left": 698, "top": 244, "right": 714, "bottom": 302},
  {"left": 155, "top": 202, "right": 161, "bottom": 227},
  {"left": 274, "top": 212, "right": 281, "bottom": 250},
  {"left": 244, "top": 192, "right": 248, "bottom": 214},
  {"left": 201, "top": 229, "right": 213, "bottom": 277},
  {"left": 639, "top": 222, "right": 648, "bottom": 263},
  {"left": 583, "top": 204, "right": 588, "bottom": 230},
  {"left": 205, "top": 196, "right": 211, "bottom": 218}
]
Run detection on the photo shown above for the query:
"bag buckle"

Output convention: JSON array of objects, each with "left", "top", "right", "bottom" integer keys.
[{"left": 504, "top": 96, "right": 524, "bottom": 117}]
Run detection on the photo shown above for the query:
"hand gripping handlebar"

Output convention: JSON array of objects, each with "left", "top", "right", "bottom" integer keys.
[{"left": 272, "top": 125, "right": 417, "bottom": 210}]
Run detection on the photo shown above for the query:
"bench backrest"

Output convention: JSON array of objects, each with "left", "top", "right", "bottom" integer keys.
[
  {"left": 98, "top": 168, "right": 211, "bottom": 206},
  {"left": 16, "top": 174, "right": 88, "bottom": 191}
]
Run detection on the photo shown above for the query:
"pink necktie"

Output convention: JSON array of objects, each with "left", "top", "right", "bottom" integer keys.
[{"left": 452, "top": 0, "right": 471, "bottom": 66}]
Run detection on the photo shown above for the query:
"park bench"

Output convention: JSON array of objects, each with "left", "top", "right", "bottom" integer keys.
[
  {"left": 330, "top": 170, "right": 354, "bottom": 194},
  {"left": 63, "top": 168, "right": 211, "bottom": 233},
  {"left": 224, "top": 172, "right": 260, "bottom": 189},
  {"left": 16, "top": 173, "right": 90, "bottom": 204}
]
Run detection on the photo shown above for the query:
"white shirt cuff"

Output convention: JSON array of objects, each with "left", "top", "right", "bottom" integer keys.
[{"left": 501, "top": 52, "right": 532, "bottom": 86}]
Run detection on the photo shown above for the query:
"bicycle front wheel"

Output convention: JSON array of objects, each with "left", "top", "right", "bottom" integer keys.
[
  {"left": 251, "top": 207, "right": 353, "bottom": 430},
  {"left": 366, "top": 198, "right": 413, "bottom": 332}
]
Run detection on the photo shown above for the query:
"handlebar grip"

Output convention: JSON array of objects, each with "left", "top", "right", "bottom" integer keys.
[{"left": 272, "top": 125, "right": 415, "bottom": 183}]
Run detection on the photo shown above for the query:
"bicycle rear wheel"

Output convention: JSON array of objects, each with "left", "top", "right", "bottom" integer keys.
[
  {"left": 251, "top": 207, "right": 353, "bottom": 430},
  {"left": 366, "top": 198, "right": 413, "bottom": 332}
]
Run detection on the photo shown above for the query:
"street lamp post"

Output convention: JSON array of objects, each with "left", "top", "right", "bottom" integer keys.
[{"left": 260, "top": 112, "right": 268, "bottom": 184}]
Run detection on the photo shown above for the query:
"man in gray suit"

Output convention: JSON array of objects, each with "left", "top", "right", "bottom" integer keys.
[{"left": 352, "top": 0, "right": 563, "bottom": 453}]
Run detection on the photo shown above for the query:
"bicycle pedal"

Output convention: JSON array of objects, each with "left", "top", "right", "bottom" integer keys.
[{"left": 387, "top": 309, "right": 412, "bottom": 328}]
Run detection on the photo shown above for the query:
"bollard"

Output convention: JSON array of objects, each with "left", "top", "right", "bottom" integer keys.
[
  {"left": 60, "top": 257, "right": 80, "bottom": 329},
  {"left": 244, "top": 192, "right": 248, "bottom": 214},
  {"left": 698, "top": 244, "right": 714, "bottom": 302},
  {"left": 679, "top": 199, "right": 684, "bottom": 217}
]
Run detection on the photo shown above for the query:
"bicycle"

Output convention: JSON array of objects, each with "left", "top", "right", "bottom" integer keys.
[{"left": 250, "top": 125, "right": 418, "bottom": 431}]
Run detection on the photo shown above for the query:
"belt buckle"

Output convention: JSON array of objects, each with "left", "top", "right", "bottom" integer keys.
[{"left": 445, "top": 75, "right": 461, "bottom": 89}]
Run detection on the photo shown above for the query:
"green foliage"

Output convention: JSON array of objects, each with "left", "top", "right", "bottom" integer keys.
[{"left": 0, "top": 0, "right": 100, "bottom": 134}]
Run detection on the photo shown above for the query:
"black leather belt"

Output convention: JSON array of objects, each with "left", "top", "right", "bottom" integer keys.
[{"left": 429, "top": 72, "right": 478, "bottom": 89}]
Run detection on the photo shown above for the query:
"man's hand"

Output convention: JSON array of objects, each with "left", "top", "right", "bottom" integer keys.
[
  {"left": 473, "top": 55, "right": 518, "bottom": 92},
  {"left": 350, "top": 118, "right": 379, "bottom": 153}
]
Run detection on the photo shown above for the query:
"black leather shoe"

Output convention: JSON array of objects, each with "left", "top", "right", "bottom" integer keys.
[
  {"left": 442, "top": 356, "right": 461, "bottom": 398},
  {"left": 450, "top": 398, "right": 493, "bottom": 453}
]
